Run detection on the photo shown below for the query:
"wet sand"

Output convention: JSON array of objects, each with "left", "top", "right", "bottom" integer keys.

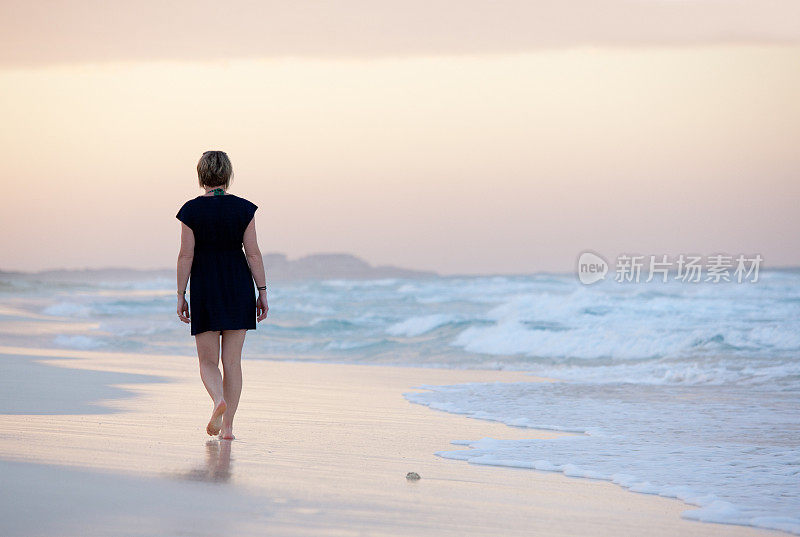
[{"left": 0, "top": 345, "right": 789, "bottom": 536}]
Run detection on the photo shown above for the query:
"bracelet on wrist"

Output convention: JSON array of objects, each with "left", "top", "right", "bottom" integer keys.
[{"left": 256, "top": 285, "right": 267, "bottom": 291}]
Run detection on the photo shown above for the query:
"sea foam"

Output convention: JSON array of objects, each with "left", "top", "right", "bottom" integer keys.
[{"left": 405, "top": 381, "right": 800, "bottom": 535}]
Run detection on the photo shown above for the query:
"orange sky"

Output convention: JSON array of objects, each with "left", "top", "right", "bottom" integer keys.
[{"left": 1, "top": 3, "right": 798, "bottom": 275}]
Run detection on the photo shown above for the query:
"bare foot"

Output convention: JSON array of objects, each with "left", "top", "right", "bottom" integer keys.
[
  {"left": 219, "top": 429, "right": 235, "bottom": 440},
  {"left": 206, "top": 399, "right": 227, "bottom": 436}
]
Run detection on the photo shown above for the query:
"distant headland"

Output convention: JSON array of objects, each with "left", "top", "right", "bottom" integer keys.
[{"left": 0, "top": 253, "right": 438, "bottom": 282}]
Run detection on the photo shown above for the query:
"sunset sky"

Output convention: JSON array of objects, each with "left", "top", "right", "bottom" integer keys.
[{"left": 1, "top": 2, "right": 798, "bottom": 275}]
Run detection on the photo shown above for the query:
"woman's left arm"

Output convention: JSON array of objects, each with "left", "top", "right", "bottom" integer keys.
[{"left": 176, "top": 222, "right": 195, "bottom": 323}]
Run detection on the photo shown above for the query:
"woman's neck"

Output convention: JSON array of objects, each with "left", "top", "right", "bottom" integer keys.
[{"left": 202, "top": 186, "right": 227, "bottom": 196}]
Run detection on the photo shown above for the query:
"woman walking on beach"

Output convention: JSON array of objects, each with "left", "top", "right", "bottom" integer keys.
[{"left": 175, "top": 150, "right": 269, "bottom": 440}]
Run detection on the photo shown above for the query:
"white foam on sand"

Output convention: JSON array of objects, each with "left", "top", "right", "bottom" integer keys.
[{"left": 405, "top": 381, "right": 800, "bottom": 535}]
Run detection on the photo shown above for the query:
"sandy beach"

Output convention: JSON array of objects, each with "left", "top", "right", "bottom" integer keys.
[{"left": 0, "top": 344, "right": 789, "bottom": 537}]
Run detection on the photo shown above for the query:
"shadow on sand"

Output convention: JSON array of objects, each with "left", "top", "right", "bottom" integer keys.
[{"left": 0, "top": 350, "right": 171, "bottom": 414}]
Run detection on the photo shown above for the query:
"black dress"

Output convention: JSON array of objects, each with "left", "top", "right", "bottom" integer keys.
[{"left": 176, "top": 193, "right": 259, "bottom": 336}]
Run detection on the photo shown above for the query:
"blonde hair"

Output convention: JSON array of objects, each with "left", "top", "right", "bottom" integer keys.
[{"left": 197, "top": 150, "right": 234, "bottom": 189}]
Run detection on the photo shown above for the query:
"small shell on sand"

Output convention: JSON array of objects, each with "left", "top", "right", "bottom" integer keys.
[{"left": 406, "top": 472, "right": 421, "bottom": 480}]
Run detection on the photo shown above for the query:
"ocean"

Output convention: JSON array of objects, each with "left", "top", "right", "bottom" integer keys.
[{"left": 1, "top": 270, "right": 798, "bottom": 534}]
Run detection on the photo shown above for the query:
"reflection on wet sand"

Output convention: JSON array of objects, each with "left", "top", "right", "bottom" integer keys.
[{"left": 167, "top": 439, "right": 232, "bottom": 483}]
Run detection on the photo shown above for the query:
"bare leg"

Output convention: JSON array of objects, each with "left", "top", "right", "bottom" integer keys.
[
  {"left": 220, "top": 329, "right": 246, "bottom": 440},
  {"left": 195, "top": 330, "right": 226, "bottom": 435}
]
